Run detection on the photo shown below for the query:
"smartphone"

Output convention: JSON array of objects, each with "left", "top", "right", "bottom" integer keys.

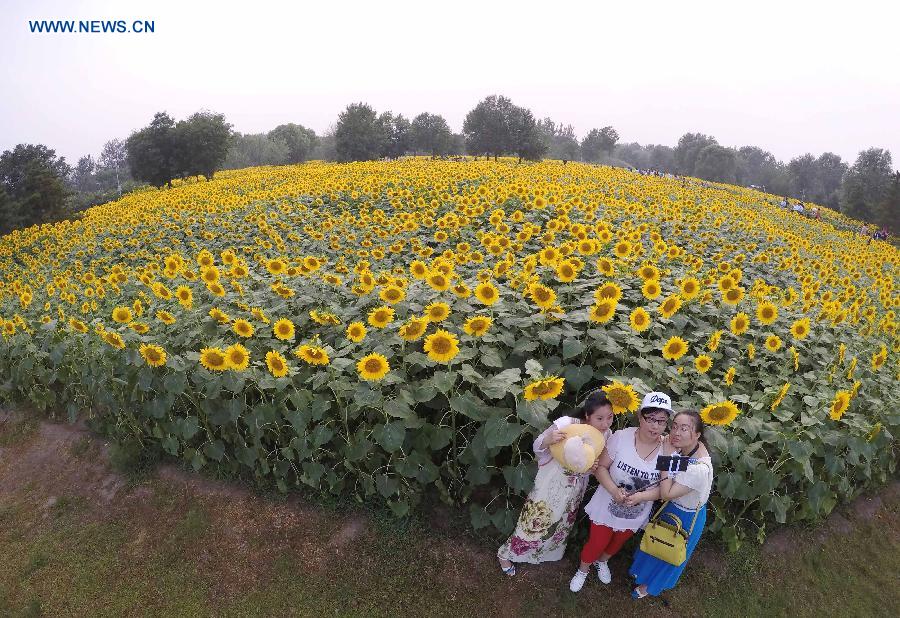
[{"left": 656, "top": 454, "right": 692, "bottom": 473}]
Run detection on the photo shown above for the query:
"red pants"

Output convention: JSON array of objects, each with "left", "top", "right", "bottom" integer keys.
[{"left": 580, "top": 523, "right": 634, "bottom": 564}]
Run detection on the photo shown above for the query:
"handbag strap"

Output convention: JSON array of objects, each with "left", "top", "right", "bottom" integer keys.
[
  {"left": 648, "top": 500, "right": 670, "bottom": 523},
  {"left": 684, "top": 461, "right": 711, "bottom": 536}
]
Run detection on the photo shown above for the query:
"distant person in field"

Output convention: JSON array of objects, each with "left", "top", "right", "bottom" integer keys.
[{"left": 496, "top": 387, "right": 614, "bottom": 576}]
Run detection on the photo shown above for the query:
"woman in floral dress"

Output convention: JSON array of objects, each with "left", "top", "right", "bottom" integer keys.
[{"left": 497, "top": 388, "right": 614, "bottom": 575}]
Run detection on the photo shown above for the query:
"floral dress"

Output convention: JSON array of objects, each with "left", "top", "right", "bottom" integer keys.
[{"left": 497, "top": 417, "right": 611, "bottom": 564}]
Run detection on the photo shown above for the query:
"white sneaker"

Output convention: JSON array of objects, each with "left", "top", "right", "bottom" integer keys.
[
  {"left": 594, "top": 560, "right": 612, "bottom": 584},
  {"left": 569, "top": 568, "right": 589, "bottom": 592}
]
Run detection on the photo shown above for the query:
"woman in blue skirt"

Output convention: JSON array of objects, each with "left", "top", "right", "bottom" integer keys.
[{"left": 626, "top": 409, "right": 714, "bottom": 599}]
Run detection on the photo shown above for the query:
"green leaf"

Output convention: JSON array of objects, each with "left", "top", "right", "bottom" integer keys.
[
  {"left": 449, "top": 391, "right": 491, "bottom": 421},
  {"left": 431, "top": 371, "right": 456, "bottom": 394},
  {"left": 383, "top": 398, "right": 414, "bottom": 419},
  {"left": 502, "top": 462, "right": 537, "bottom": 493},
  {"left": 208, "top": 398, "right": 243, "bottom": 426},
  {"left": 483, "top": 416, "right": 523, "bottom": 449},
  {"left": 563, "top": 364, "right": 594, "bottom": 391},
  {"left": 562, "top": 338, "right": 585, "bottom": 360},
  {"left": 179, "top": 416, "right": 200, "bottom": 440},
  {"left": 374, "top": 421, "right": 406, "bottom": 453},
  {"left": 480, "top": 368, "right": 521, "bottom": 400},
  {"left": 203, "top": 440, "right": 225, "bottom": 462},
  {"left": 524, "top": 359, "right": 543, "bottom": 378}
]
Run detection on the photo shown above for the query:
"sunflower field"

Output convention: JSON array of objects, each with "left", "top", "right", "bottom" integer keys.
[{"left": 0, "top": 159, "right": 897, "bottom": 548}]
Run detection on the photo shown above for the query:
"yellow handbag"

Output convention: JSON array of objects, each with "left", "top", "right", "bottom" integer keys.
[{"left": 638, "top": 501, "right": 700, "bottom": 566}]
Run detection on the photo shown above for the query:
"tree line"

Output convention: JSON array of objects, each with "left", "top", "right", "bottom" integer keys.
[{"left": 1, "top": 94, "right": 896, "bottom": 236}]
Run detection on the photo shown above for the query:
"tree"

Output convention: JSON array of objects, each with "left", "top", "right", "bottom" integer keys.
[
  {"left": 378, "top": 112, "right": 412, "bottom": 159},
  {"left": 694, "top": 144, "right": 737, "bottom": 183},
  {"left": 268, "top": 123, "right": 317, "bottom": 164},
  {"left": 97, "top": 139, "right": 129, "bottom": 194},
  {"left": 0, "top": 144, "right": 70, "bottom": 234},
  {"left": 463, "top": 95, "right": 517, "bottom": 158},
  {"left": 614, "top": 142, "right": 651, "bottom": 169},
  {"left": 581, "top": 126, "right": 619, "bottom": 162},
  {"left": 880, "top": 172, "right": 900, "bottom": 233},
  {"left": 126, "top": 112, "right": 177, "bottom": 186},
  {"left": 841, "top": 148, "right": 893, "bottom": 224},
  {"left": 647, "top": 144, "right": 676, "bottom": 173},
  {"left": 411, "top": 113, "right": 453, "bottom": 157},
  {"left": 70, "top": 155, "right": 98, "bottom": 193},
  {"left": 510, "top": 107, "right": 547, "bottom": 161},
  {"left": 674, "top": 133, "right": 718, "bottom": 176},
  {"left": 787, "top": 153, "right": 820, "bottom": 200},
  {"left": 334, "top": 103, "right": 384, "bottom": 162},
  {"left": 537, "top": 118, "right": 579, "bottom": 161},
  {"left": 736, "top": 146, "right": 779, "bottom": 188},
  {"left": 815, "top": 152, "right": 847, "bottom": 209},
  {"left": 173, "top": 111, "right": 232, "bottom": 179},
  {"left": 224, "top": 133, "right": 290, "bottom": 169}
]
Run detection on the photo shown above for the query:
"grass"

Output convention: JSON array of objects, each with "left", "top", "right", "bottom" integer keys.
[{"left": 0, "top": 414, "right": 898, "bottom": 616}]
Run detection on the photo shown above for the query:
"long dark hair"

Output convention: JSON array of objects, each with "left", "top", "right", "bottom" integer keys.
[{"left": 673, "top": 408, "right": 708, "bottom": 448}]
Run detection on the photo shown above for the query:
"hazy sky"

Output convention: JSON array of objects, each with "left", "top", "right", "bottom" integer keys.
[{"left": 2, "top": 0, "right": 899, "bottom": 168}]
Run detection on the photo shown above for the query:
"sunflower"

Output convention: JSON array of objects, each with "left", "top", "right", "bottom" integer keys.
[
  {"left": 613, "top": 240, "right": 631, "bottom": 258},
  {"left": 724, "top": 366, "right": 736, "bottom": 386},
  {"left": 398, "top": 317, "right": 428, "bottom": 341},
  {"left": 528, "top": 283, "right": 557, "bottom": 310},
  {"left": 722, "top": 286, "right": 744, "bottom": 305},
  {"left": 130, "top": 322, "right": 150, "bottom": 334},
  {"left": 380, "top": 285, "right": 406, "bottom": 305},
  {"left": 658, "top": 294, "right": 683, "bottom": 319},
  {"left": 662, "top": 336, "right": 689, "bottom": 361},
  {"left": 589, "top": 299, "right": 617, "bottom": 324},
  {"left": 695, "top": 354, "right": 713, "bottom": 374},
  {"left": 451, "top": 283, "right": 472, "bottom": 298},
  {"left": 362, "top": 306, "right": 393, "bottom": 329},
  {"left": 424, "top": 302, "right": 450, "bottom": 323},
  {"left": 829, "top": 390, "right": 851, "bottom": 420},
  {"left": 770, "top": 383, "right": 790, "bottom": 411},
  {"left": 629, "top": 307, "right": 651, "bottom": 332},
  {"left": 266, "top": 258, "right": 287, "bottom": 275},
  {"left": 294, "top": 344, "right": 330, "bottom": 366},
  {"left": 410, "top": 260, "right": 428, "bottom": 279},
  {"left": 596, "top": 257, "right": 615, "bottom": 276},
  {"left": 156, "top": 310, "right": 176, "bottom": 325},
  {"left": 139, "top": 344, "right": 166, "bottom": 367},
  {"left": 756, "top": 301, "right": 778, "bottom": 325},
  {"left": 765, "top": 335, "right": 782, "bottom": 352},
  {"left": 680, "top": 277, "right": 700, "bottom": 300},
  {"left": 426, "top": 271, "right": 451, "bottom": 292},
  {"left": 201, "top": 266, "right": 220, "bottom": 284},
  {"left": 790, "top": 317, "right": 810, "bottom": 340},
  {"left": 346, "top": 322, "right": 367, "bottom": 342},
  {"left": 642, "top": 279, "right": 662, "bottom": 300},
  {"left": 556, "top": 260, "right": 578, "bottom": 283},
  {"left": 638, "top": 264, "right": 660, "bottom": 281},
  {"left": 112, "top": 306, "right": 132, "bottom": 324},
  {"left": 251, "top": 307, "right": 270, "bottom": 324},
  {"left": 225, "top": 344, "right": 251, "bottom": 371},
  {"left": 233, "top": 319, "right": 254, "bottom": 338},
  {"left": 523, "top": 376, "right": 565, "bottom": 401},
  {"left": 273, "top": 318, "right": 296, "bottom": 340},
  {"left": 717, "top": 275, "right": 736, "bottom": 292},
  {"left": 176, "top": 285, "right": 193, "bottom": 307},
  {"left": 700, "top": 400, "right": 740, "bottom": 426},
  {"left": 357, "top": 353, "right": 390, "bottom": 381},
  {"left": 103, "top": 331, "right": 125, "bottom": 350},
  {"left": 730, "top": 312, "right": 750, "bottom": 336},
  {"left": 475, "top": 282, "right": 500, "bottom": 306},
  {"left": 423, "top": 329, "right": 460, "bottom": 363},
  {"left": 601, "top": 381, "right": 639, "bottom": 414},
  {"left": 595, "top": 281, "right": 623, "bottom": 304},
  {"left": 871, "top": 345, "right": 887, "bottom": 370},
  {"left": 69, "top": 318, "right": 88, "bottom": 333},
  {"left": 747, "top": 343, "right": 756, "bottom": 360},
  {"left": 707, "top": 330, "right": 723, "bottom": 352},
  {"left": 463, "top": 315, "right": 492, "bottom": 337},
  {"left": 200, "top": 347, "right": 228, "bottom": 371},
  {"left": 262, "top": 350, "right": 288, "bottom": 378}
]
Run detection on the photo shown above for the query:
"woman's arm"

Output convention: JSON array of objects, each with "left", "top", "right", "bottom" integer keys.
[
  {"left": 593, "top": 449, "right": 626, "bottom": 503},
  {"left": 657, "top": 477, "right": 693, "bottom": 501}
]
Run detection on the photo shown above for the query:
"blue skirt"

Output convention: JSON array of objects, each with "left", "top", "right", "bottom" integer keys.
[{"left": 629, "top": 502, "right": 706, "bottom": 596}]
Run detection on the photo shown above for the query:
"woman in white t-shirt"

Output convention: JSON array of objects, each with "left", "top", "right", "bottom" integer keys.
[
  {"left": 496, "top": 388, "right": 614, "bottom": 576},
  {"left": 629, "top": 409, "right": 714, "bottom": 599},
  {"left": 569, "top": 391, "right": 674, "bottom": 592}
]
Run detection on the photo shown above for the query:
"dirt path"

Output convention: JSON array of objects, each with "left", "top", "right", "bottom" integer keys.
[{"left": 1, "top": 409, "right": 897, "bottom": 617}]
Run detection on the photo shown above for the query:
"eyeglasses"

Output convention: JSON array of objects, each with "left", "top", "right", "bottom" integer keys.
[{"left": 642, "top": 416, "right": 668, "bottom": 427}]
